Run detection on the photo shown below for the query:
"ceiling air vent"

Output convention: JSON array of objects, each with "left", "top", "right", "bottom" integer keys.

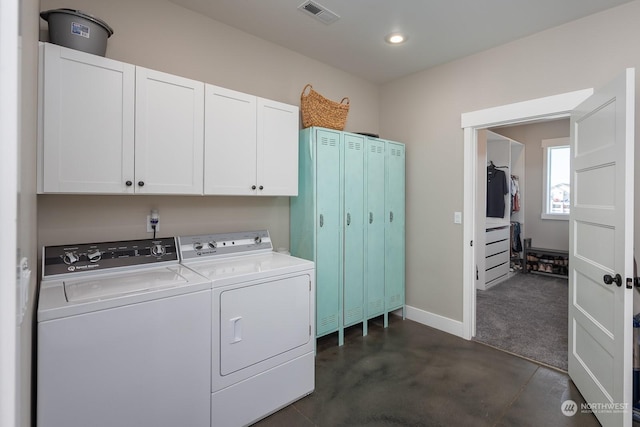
[{"left": 298, "top": 1, "right": 340, "bottom": 25}]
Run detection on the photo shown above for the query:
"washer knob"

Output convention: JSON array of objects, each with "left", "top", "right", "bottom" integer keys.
[
  {"left": 193, "top": 242, "right": 203, "bottom": 251},
  {"left": 63, "top": 251, "right": 79, "bottom": 265},
  {"left": 151, "top": 244, "right": 166, "bottom": 256},
  {"left": 254, "top": 236, "right": 262, "bottom": 244},
  {"left": 208, "top": 241, "right": 217, "bottom": 249},
  {"left": 87, "top": 249, "right": 102, "bottom": 262}
]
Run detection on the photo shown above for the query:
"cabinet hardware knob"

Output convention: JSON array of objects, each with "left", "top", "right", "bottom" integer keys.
[
  {"left": 138, "top": 181, "right": 145, "bottom": 187},
  {"left": 259, "top": 185, "right": 264, "bottom": 190},
  {"left": 125, "top": 180, "right": 132, "bottom": 187},
  {"left": 251, "top": 185, "right": 256, "bottom": 190}
]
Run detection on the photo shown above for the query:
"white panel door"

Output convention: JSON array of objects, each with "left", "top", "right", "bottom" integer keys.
[
  {"left": 204, "top": 85, "right": 257, "bottom": 195},
  {"left": 256, "top": 98, "right": 299, "bottom": 196},
  {"left": 135, "top": 67, "right": 204, "bottom": 194},
  {"left": 569, "top": 69, "right": 635, "bottom": 427},
  {"left": 41, "top": 43, "right": 135, "bottom": 193}
]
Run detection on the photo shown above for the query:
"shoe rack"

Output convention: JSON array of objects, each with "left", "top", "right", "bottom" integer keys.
[{"left": 522, "top": 238, "right": 568, "bottom": 279}]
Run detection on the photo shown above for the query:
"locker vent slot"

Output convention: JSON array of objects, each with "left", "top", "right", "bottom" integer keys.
[
  {"left": 345, "top": 307, "right": 362, "bottom": 322},
  {"left": 388, "top": 294, "right": 401, "bottom": 305},
  {"left": 347, "top": 140, "right": 362, "bottom": 150},
  {"left": 369, "top": 299, "right": 383, "bottom": 311},
  {"left": 319, "top": 314, "right": 337, "bottom": 328}
]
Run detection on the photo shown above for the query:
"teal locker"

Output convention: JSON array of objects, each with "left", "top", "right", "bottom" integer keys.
[
  {"left": 342, "top": 134, "right": 365, "bottom": 327},
  {"left": 365, "top": 139, "right": 386, "bottom": 325},
  {"left": 291, "top": 128, "right": 343, "bottom": 340},
  {"left": 384, "top": 141, "right": 406, "bottom": 324},
  {"left": 291, "top": 127, "right": 405, "bottom": 345}
]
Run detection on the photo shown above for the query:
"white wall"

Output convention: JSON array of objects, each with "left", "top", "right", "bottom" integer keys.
[
  {"left": 493, "top": 119, "right": 570, "bottom": 251},
  {"left": 380, "top": 0, "right": 640, "bottom": 321},
  {"left": 37, "top": 0, "right": 380, "bottom": 249}
]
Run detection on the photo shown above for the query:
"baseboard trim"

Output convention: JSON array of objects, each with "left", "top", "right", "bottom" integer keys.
[{"left": 405, "top": 305, "right": 465, "bottom": 339}]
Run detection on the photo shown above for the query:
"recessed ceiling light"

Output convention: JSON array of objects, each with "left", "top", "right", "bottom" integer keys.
[{"left": 385, "top": 33, "right": 407, "bottom": 44}]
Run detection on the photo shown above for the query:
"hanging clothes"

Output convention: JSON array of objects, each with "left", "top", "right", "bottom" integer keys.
[
  {"left": 487, "top": 165, "right": 508, "bottom": 218},
  {"left": 511, "top": 221, "right": 522, "bottom": 253},
  {"left": 511, "top": 175, "right": 520, "bottom": 213}
]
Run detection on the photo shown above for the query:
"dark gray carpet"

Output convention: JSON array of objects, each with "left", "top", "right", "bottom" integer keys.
[{"left": 475, "top": 273, "right": 568, "bottom": 371}]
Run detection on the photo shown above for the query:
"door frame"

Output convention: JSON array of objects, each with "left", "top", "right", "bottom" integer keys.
[
  {"left": 0, "top": 0, "right": 19, "bottom": 425},
  {"left": 460, "top": 88, "right": 593, "bottom": 340}
]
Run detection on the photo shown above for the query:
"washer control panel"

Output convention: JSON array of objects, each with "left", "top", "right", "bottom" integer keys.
[
  {"left": 178, "top": 230, "right": 272, "bottom": 261},
  {"left": 43, "top": 237, "right": 178, "bottom": 278}
]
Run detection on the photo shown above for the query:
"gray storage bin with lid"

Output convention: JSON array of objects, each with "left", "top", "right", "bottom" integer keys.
[{"left": 40, "top": 9, "right": 114, "bottom": 57}]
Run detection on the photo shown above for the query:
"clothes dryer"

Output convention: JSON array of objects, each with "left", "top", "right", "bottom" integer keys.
[{"left": 178, "top": 230, "right": 315, "bottom": 427}]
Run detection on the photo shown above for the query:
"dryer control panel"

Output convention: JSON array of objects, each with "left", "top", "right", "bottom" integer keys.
[
  {"left": 43, "top": 237, "right": 178, "bottom": 278},
  {"left": 178, "top": 230, "right": 272, "bottom": 261}
]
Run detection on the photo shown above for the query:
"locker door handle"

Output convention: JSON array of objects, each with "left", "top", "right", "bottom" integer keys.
[
  {"left": 346, "top": 212, "right": 351, "bottom": 226},
  {"left": 369, "top": 212, "right": 373, "bottom": 224},
  {"left": 390, "top": 211, "right": 394, "bottom": 222},
  {"left": 319, "top": 214, "right": 324, "bottom": 227}
]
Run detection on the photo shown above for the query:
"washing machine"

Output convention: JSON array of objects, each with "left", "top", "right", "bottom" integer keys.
[
  {"left": 37, "top": 237, "right": 212, "bottom": 427},
  {"left": 178, "top": 230, "right": 315, "bottom": 427}
]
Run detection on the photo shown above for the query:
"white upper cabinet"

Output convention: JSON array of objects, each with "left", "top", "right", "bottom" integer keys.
[
  {"left": 39, "top": 42, "right": 135, "bottom": 193},
  {"left": 204, "top": 85, "right": 257, "bottom": 195},
  {"left": 39, "top": 42, "right": 298, "bottom": 196},
  {"left": 135, "top": 67, "right": 204, "bottom": 194},
  {"left": 204, "top": 85, "right": 299, "bottom": 196},
  {"left": 256, "top": 98, "right": 299, "bottom": 196}
]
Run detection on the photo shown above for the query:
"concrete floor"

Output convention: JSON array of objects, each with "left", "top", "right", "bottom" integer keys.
[{"left": 253, "top": 316, "right": 600, "bottom": 427}]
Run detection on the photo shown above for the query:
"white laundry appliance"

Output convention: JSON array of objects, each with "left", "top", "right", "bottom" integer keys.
[
  {"left": 178, "top": 230, "right": 315, "bottom": 427},
  {"left": 37, "top": 237, "right": 212, "bottom": 427}
]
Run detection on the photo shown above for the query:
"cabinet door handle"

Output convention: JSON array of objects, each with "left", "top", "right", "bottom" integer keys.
[
  {"left": 319, "top": 214, "right": 324, "bottom": 228},
  {"left": 138, "top": 181, "right": 145, "bottom": 187},
  {"left": 369, "top": 212, "right": 373, "bottom": 224},
  {"left": 390, "top": 211, "right": 394, "bottom": 222},
  {"left": 346, "top": 213, "right": 351, "bottom": 226}
]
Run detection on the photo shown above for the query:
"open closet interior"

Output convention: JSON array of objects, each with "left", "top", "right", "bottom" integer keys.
[{"left": 477, "top": 130, "right": 524, "bottom": 290}]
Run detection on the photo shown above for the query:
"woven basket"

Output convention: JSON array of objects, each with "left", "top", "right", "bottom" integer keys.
[{"left": 300, "top": 84, "right": 350, "bottom": 130}]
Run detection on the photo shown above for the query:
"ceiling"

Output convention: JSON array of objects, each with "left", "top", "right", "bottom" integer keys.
[{"left": 169, "top": 0, "right": 634, "bottom": 84}]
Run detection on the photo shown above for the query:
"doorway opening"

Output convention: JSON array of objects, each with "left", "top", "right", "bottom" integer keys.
[
  {"left": 460, "top": 88, "right": 593, "bottom": 344},
  {"left": 473, "top": 120, "right": 570, "bottom": 370}
]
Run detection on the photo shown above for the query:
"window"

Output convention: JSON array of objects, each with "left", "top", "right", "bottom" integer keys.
[{"left": 541, "top": 137, "right": 570, "bottom": 220}]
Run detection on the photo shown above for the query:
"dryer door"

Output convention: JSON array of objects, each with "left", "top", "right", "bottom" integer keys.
[{"left": 219, "top": 274, "right": 312, "bottom": 376}]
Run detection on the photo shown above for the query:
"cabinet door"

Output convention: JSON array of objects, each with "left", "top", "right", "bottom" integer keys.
[
  {"left": 343, "top": 134, "right": 365, "bottom": 326},
  {"left": 256, "top": 98, "right": 299, "bottom": 196},
  {"left": 41, "top": 43, "right": 135, "bottom": 193},
  {"left": 135, "top": 67, "right": 204, "bottom": 194},
  {"left": 366, "top": 139, "right": 386, "bottom": 318},
  {"left": 315, "top": 129, "right": 342, "bottom": 337},
  {"left": 204, "top": 85, "right": 257, "bottom": 195},
  {"left": 385, "top": 142, "right": 405, "bottom": 311}
]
